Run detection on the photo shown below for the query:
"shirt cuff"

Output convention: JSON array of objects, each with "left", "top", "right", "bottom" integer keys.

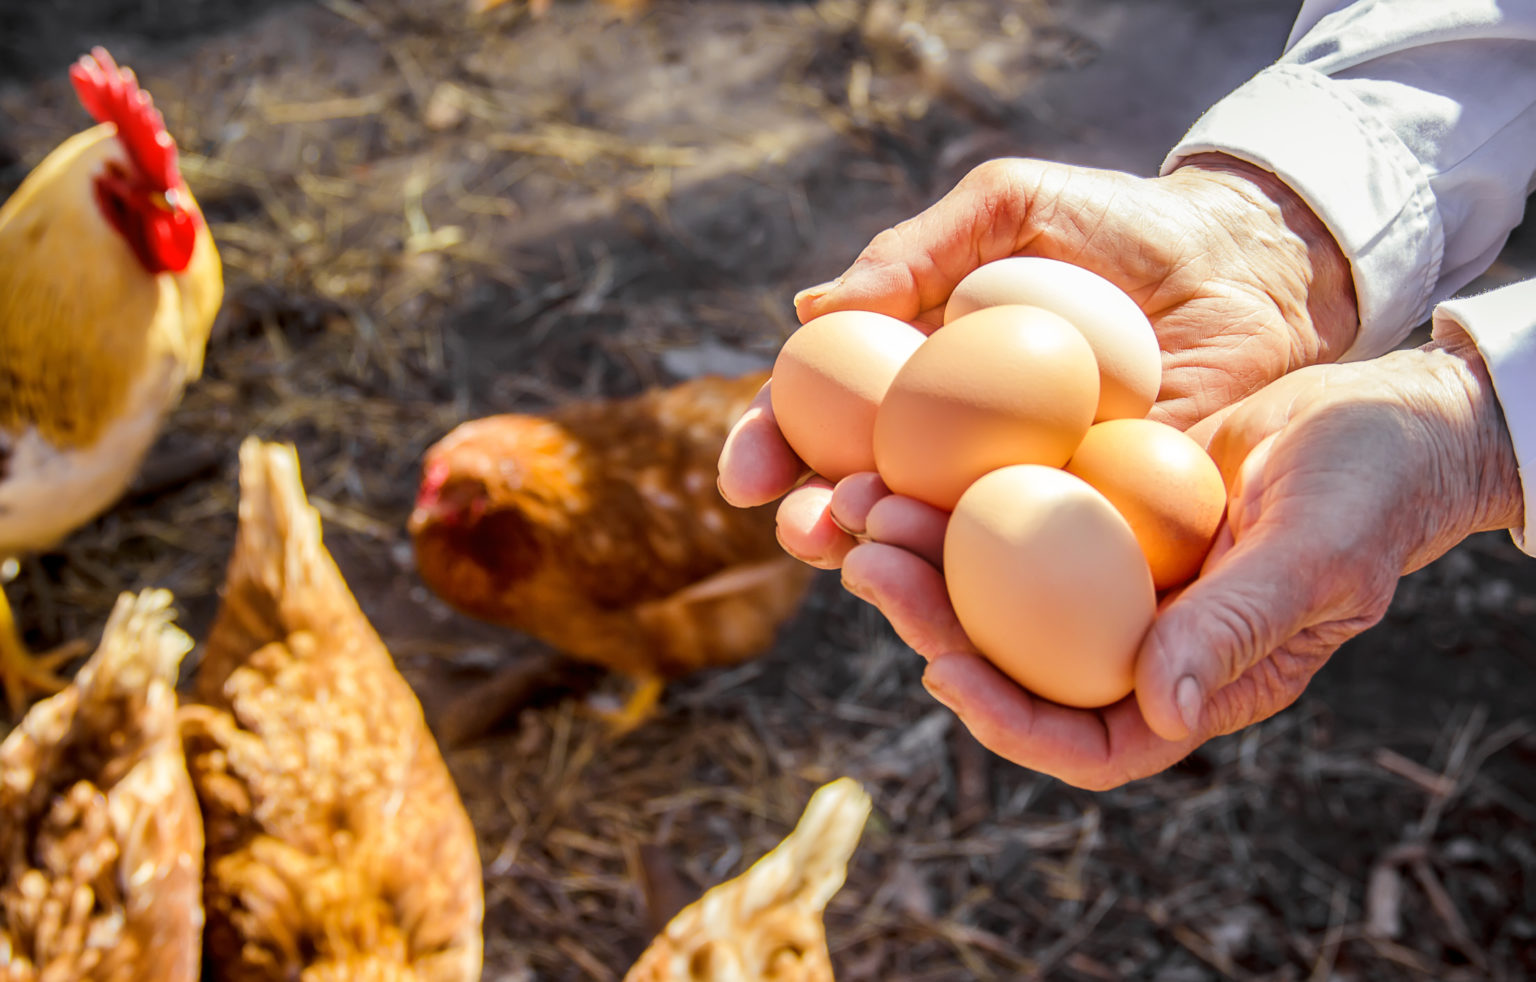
[
  {"left": 1161, "top": 63, "right": 1443, "bottom": 362},
  {"left": 1431, "top": 278, "right": 1536, "bottom": 556}
]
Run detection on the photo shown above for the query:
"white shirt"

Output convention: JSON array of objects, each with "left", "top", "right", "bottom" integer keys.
[{"left": 1160, "top": 0, "right": 1536, "bottom": 550}]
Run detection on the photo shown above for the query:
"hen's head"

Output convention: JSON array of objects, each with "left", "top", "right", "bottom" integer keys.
[
  {"left": 69, "top": 47, "right": 198, "bottom": 274},
  {"left": 409, "top": 415, "right": 589, "bottom": 610}
]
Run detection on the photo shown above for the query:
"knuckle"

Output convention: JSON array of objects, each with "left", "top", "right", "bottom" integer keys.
[
  {"left": 965, "top": 156, "right": 1031, "bottom": 190},
  {"left": 1197, "top": 594, "right": 1273, "bottom": 684}
]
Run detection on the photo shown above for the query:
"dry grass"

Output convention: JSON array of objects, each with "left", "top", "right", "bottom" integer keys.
[{"left": 2, "top": 0, "right": 1534, "bottom": 979}]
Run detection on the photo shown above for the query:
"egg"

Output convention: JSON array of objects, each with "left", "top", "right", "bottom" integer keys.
[
  {"left": 770, "top": 310, "right": 927, "bottom": 482},
  {"left": 1064, "top": 418, "right": 1227, "bottom": 590},
  {"left": 873, "top": 305, "right": 1098, "bottom": 510},
  {"left": 944, "top": 465, "right": 1155, "bottom": 708},
  {"left": 944, "top": 257, "right": 1162, "bottom": 422}
]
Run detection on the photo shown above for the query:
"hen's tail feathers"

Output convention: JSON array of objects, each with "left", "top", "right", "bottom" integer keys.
[
  {"left": 197, "top": 438, "right": 354, "bottom": 693},
  {"left": 0, "top": 589, "right": 203, "bottom": 982},
  {"left": 722, "top": 777, "right": 872, "bottom": 922},
  {"left": 73, "top": 588, "right": 193, "bottom": 706},
  {"left": 628, "top": 777, "right": 870, "bottom": 981},
  {"left": 5, "top": 588, "right": 190, "bottom": 760}
]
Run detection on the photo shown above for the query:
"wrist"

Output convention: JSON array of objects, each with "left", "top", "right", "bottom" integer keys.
[
  {"left": 1401, "top": 336, "right": 1525, "bottom": 570},
  {"left": 1170, "top": 152, "right": 1359, "bottom": 367}
]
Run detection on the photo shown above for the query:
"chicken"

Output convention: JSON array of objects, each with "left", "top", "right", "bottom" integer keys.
[
  {"left": 0, "top": 589, "right": 204, "bottom": 982},
  {"left": 178, "top": 439, "right": 483, "bottom": 982},
  {"left": 0, "top": 47, "right": 223, "bottom": 717},
  {"left": 625, "top": 777, "right": 872, "bottom": 982},
  {"left": 408, "top": 370, "right": 814, "bottom": 734}
]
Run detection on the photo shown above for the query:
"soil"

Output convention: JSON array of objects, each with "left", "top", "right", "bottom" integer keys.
[{"left": 2, "top": 0, "right": 1534, "bottom": 979}]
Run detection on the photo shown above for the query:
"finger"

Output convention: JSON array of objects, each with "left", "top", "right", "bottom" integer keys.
[
  {"left": 841, "top": 542, "right": 976, "bottom": 659},
  {"left": 1134, "top": 523, "right": 1317, "bottom": 742},
  {"left": 775, "top": 479, "right": 854, "bottom": 569},
  {"left": 1181, "top": 400, "right": 1243, "bottom": 450},
  {"left": 828, "top": 472, "right": 891, "bottom": 536},
  {"left": 796, "top": 160, "right": 1047, "bottom": 323},
  {"left": 717, "top": 382, "right": 808, "bottom": 507},
  {"left": 1203, "top": 376, "right": 1311, "bottom": 484},
  {"left": 864, "top": 495, "right": 948, "bottom": 568},
  {"left": 921, "top": 654, "right": 1202, "bottom": 790},
  {"left": 1200, "top": 519, "right": 1237, "bottom": 572}
]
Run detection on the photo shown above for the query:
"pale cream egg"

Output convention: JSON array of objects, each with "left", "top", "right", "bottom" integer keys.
[{"left": 945, "top": 256, "right": 1161, "bottom": 422}]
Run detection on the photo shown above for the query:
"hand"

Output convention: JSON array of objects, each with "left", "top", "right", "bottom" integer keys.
[
  {"left": 719, "top": 152, "right": 1358, "bottom": 567},
  {"left": 914, "top": 332, "right": 1523, "bottom": 789}
]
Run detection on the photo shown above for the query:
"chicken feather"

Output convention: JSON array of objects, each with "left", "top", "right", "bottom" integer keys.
[
  {"left": 625, "top": 777, "right": 872, "bottom": 982},
  {"left": 0, "top": 589, "right": 203, "bottom": 982},
  {"left": 180, "top": 439, "right": 483, "bottom": 982}
]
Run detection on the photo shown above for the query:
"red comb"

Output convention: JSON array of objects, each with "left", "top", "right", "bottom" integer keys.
[
  {"left": 68, "top": 47, "right": 180, "bottom": 193},
  {"left": 417, "top": 459, "right": 452, "bottom": 509}
]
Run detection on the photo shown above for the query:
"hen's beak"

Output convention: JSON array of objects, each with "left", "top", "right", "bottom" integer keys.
[{"left": 409, "top": 460, "right": 452, "bottom": 533}]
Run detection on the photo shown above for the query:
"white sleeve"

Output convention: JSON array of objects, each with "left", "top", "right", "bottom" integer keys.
[
  {"left": 1431, "top": 278, "right": 1536, "bottom": 555},
  {"left": 1159, "top": 1, "right": 1536, "bottom": 361}
]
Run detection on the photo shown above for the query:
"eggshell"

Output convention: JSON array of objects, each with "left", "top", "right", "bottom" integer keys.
[
  {"left": 771, "top": 310, "right": 927, "bottom": 482},
  {"left": 1064, "top": 418, "right": 1226, "bottom": 590},
  {"left": 944, "top": 257, "right": 1161, "bottom": 421},
  {"left": 874, "top": 305, "right": 1098, "bottom": 510},
  {"left": 945, "top": 465, "right": 1156, "bottom": 708}
]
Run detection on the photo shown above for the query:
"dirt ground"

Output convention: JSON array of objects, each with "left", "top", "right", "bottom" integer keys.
[{"left": 4, "top": 0, "right": 1536, "bottom": 979}]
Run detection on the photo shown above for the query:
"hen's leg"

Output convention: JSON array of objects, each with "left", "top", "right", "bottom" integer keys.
[
  {"left": 589, "top": 675, "right": 665, "bottom": 737},
  {"left": 0, "top": 587, "right": 86, "bottom": 718}
]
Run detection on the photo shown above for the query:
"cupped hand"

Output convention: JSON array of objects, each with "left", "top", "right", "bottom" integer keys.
[
  {"left": 719, "top": 152, "right": 1358, "bottom": 568},
  {"left": 892, "top": 333, "right": 1523, "bottom": 789}
]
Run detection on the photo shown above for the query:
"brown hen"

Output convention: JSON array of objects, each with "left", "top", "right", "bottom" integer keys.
[
  {"left": 0, "top": 589, "right": 203, "bottom": 982},
  {"left": 179, "top": 439, "right": 483, "bottom": 982},
  {"left": 409, "top": 370, "right": 814, "bottom": 733},
  {"left": 625, "top": 777, "right": 871, "bottom": 982}
]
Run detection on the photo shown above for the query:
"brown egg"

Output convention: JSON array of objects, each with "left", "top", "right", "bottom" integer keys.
[
  {"left": 945, "top": 257, "right": 1162, "bottom": 422},
  {"left": 771, "top": 310, "right": 927, "bottom": 482},
  {"left": 944, "top": 465, "right": 1155, "bottom": 708},
  {"left": 1064, "top": 418, "right": 1226, "bottom": 590},
  {"left": 874, "top": 305, "right": 1098, "bottom": 510}
]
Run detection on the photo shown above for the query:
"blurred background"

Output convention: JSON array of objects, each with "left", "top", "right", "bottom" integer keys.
[{"left": 2, "top": 0, "right": 1534, "bottom": 978}]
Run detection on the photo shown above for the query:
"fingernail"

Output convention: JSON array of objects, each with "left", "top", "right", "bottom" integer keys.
[
  {"left": 715, "top": 474, "right": 739, "bottom": 508},
  {"left": 776, "top": 527, "right": 831, "bottom": 570},
  {"left": 793, "top": 278, "right": 841, "bottom": 308},
  {"left": 1175, "top": 675, "right": 1204, "bottom": 734},
  {"left": 922, "top": 669, "right": 957, "bottom": 709},
  {"left": 828, "top": 511, "right": 869, "bottom": 541},
  {"left": 842, "top": 575, "right": 875, "bottom": 605}
]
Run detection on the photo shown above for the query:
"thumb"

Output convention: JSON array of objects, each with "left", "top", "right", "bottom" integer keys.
[
  {"left": 1134, "top": 527, "right": 1317, "bottom": 742},
  {"left": 796, "top": 160, "right": 1048, "bottom": 324},
  {"left": 794, "top": 216, "right": 957, "bottom": 325}
]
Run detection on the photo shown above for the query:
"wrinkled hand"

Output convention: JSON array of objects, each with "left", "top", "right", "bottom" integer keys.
[
  {"left": 898, "top": 333, "right": 1523, "bottom": 789},
  {"left": 719, "top": 152, "right": 1357, "bottom": 568}
]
